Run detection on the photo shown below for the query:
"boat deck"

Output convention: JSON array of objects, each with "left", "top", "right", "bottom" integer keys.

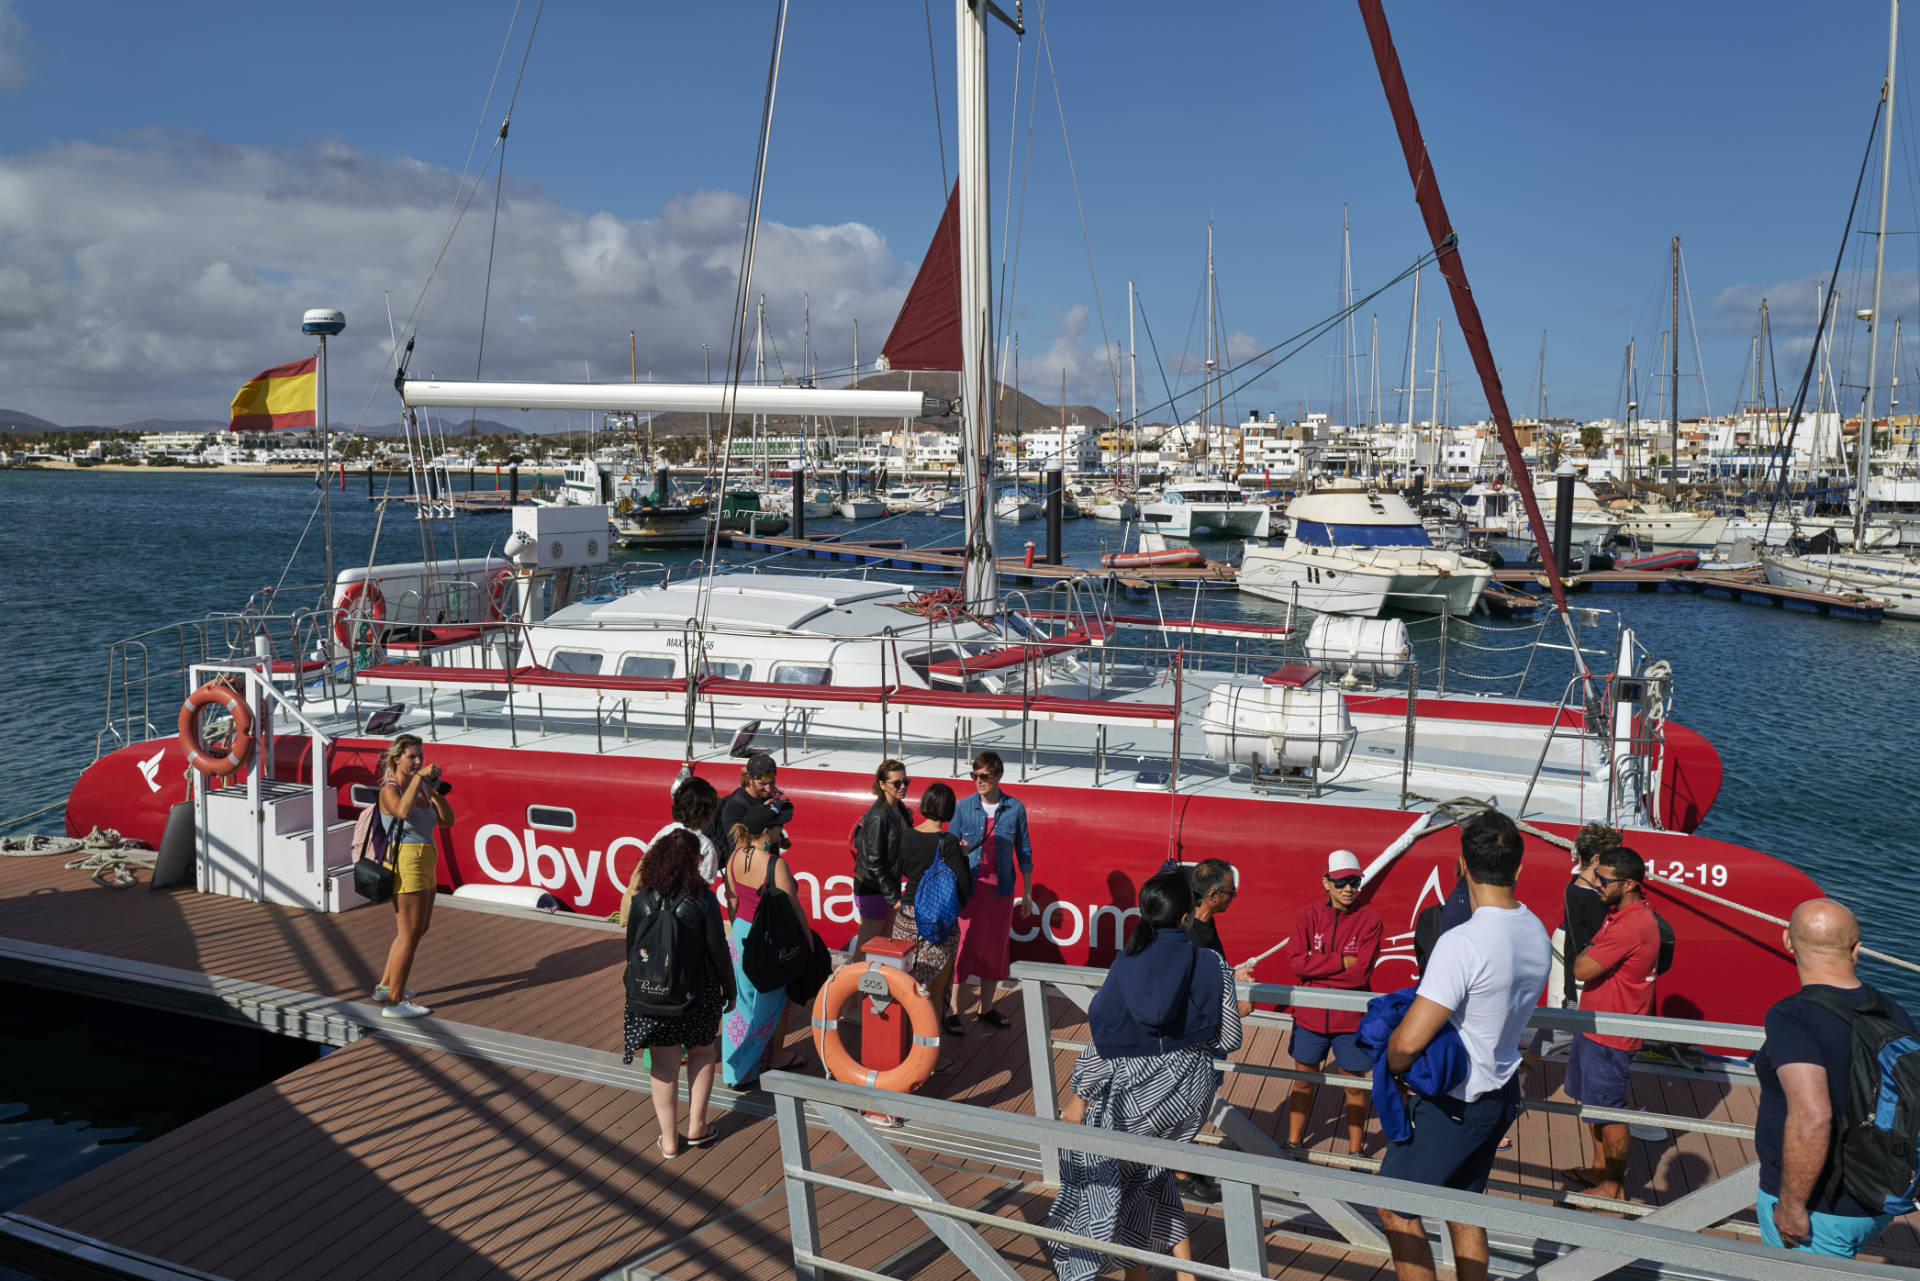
[{"left": 1, "top": 851, "right": 1915, "bottom": 1280}]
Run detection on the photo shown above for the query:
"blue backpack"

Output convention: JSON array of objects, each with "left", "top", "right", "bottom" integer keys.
[{"left": 914, "top": 843, "right": 962, "bottom": 945}]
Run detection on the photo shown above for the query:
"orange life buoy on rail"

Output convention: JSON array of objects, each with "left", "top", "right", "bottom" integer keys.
[
  {"left": 333, "top": 579, "right": 387, "bottom": 647},
  {"left": 487, "top": 567, "right": 514, "bottom": 620},
  {"left": 811, "top": 960, "right": 941, "bottom": 1094},
  {"left": 176, "top": 681, "right": 255, "bottom": 778}
]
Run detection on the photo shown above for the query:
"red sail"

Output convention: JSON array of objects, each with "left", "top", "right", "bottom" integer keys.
[
  {"left": 1356, "top": 0, "right": 1569, "bottom": 614},
  {"left": 879, "top": 183, "right": 962, "bottom": 373}
]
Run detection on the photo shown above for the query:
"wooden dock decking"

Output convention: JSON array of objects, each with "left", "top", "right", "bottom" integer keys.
[
  {"left": 1491, "top": 567, "right": 1887, "bottom": 619},
  {"left": 0, "top": 850, "right": 1914, "bottom": 1281}
]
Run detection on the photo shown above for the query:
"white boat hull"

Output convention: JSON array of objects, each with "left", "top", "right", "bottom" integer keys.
[
  {"left": 836, "top": 499, "right": 885, "bottom": 519},
  {"left": 1617, "top": 511, "right": 1729, "bottom": 550},
  {"left": 1763, "top": 552, "right": 1920, "bottom": 619},
  {"left": 1238, "top": 544, "right": 1491, "bottom": 617},
  {"left": 1144, "top": 503, "right": 1271, "bottom": 538},
  {"left": 996, "top": 499, "right": 1041, "bottom": 522}
]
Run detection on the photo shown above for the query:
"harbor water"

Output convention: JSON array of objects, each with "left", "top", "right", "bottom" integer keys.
[{"left": 3, "top": 467, "right": 1919, "bottom": 1213}]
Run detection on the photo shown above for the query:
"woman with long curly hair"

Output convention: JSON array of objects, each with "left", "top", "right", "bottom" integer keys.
[{"left": 623, "top": 829, "right": 735, "bottom": 1157}]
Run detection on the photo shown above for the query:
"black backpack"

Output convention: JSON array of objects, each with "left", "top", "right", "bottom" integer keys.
[
  {"left": 1652, "top": 911, "right": 1676, "bottom": 978},
  {"left": 741, "top": 856, "right": 811, "bottom": 991},
  {"left": 1796, "top": 985, "right": 1920, "bottom": 1215},
  {"left": 624, "top": 890, "right": 709, "bottom": 1016}
]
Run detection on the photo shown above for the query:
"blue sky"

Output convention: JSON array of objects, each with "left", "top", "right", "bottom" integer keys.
[{"left": 0, "top": 1, "right": 1912, "bottom": 428}]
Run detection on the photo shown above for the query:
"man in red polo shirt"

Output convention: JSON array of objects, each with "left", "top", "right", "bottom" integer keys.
[{"left": 1560, "top": 846, "right": 1661, "bottom": 1202}]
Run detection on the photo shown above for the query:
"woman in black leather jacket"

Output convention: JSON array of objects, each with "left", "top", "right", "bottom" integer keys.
[{"left": 851, "top": 757, "right": 911, "bottom": 950}]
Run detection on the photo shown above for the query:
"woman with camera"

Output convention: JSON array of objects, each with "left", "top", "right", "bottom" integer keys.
[{"left": 375, "top": 733, "right": 454, "bottom": 1019}]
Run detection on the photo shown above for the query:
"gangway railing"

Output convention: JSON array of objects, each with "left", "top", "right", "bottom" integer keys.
[
  {"left": 1000, "top": 960, "right": 1920, "bottom": 1268},
  {"left": 762, "top": 1068, "right": 1905, "bottom": 1281}
]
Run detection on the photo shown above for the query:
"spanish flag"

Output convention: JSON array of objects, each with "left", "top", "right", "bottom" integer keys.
[{"left": 228, "top": 356, "right": 317, "bottom": 431}]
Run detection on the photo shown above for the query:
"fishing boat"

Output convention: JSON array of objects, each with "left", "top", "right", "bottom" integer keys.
[{"left": 1236, "top": 479, "right": 1492, "bottom": 616}]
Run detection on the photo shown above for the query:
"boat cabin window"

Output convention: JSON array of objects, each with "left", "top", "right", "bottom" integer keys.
[
  {"left": 618, "top": 654, "right": 676, "bottom": 679},
  {"left": 547, "top": 650, "right": 604, "bottom": 676},
  {"left": 349, "top": 784, "right": 380, "bottom": 807},
  {"left": 527, "top": 806, "right": 576, "bottom": 832},
  {"left": 770, "top": 662, "right": 832, "bottom": 686},
  {"left": 702, "top": 659, "right": 753, "bottom": 681},
  {"left": 1293, "top": 520, "right": 1432, "bottom": 548}
]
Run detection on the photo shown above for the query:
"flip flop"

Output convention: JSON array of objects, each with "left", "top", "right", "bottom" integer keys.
[
  {"left": 931, "top": 1060, "right": 961, "bottom": 1076},
  {"left": 1497, "top": 1134, "right": 1514, "bottom": 1152},
  {"left": 1561, "top": 1166, "right": 1600, "bottom": 1189},
  {"left": 942, "top": 1014, "right": 967, "bottom": 1037},
  {"left": 657, "top": 1136, "right": 681, "bottom": 1160},
  {"left": 977, "top": 1009, "right": 1012, "bottom": 1029},
  {"left": 683, "top": 1126, "right": 720, "bottom": 1149}
]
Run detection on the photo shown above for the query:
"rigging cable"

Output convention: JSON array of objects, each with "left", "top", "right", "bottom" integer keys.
[
  {"left": 1037, "top": 13, "right": 1122, "bottom": 413},
  {"left": 695, "top": 0, "right": 790, "bottom": 634},
  {"left": 1762, "top": 94, "right": 1885, "bottom": 536}
]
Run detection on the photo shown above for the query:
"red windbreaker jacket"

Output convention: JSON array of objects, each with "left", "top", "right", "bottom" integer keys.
[{"left": 1286, "top": 901, "right": 1384, "bottom": 1035}]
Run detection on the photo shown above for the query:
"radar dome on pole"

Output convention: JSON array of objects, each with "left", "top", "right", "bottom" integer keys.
[{"left": 303, "top": 308, "right": 346, "bottom": 336}]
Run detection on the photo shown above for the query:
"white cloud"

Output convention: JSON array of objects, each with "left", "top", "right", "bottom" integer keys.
[
  {"left": 0, "top": 0, "right": 35, "bottom": 95},
  {"left": 0, "top": 132, "right": 918, "bottom": 427}
]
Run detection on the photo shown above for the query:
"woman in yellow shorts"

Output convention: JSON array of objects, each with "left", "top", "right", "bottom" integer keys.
[{"left": 376, "top": 734, "right": 454, "bottom": 1019}]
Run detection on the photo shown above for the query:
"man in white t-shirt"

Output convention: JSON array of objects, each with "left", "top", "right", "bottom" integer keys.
[{"left": 1380, "top": 811, "right": 1551, "bottom": 1281}]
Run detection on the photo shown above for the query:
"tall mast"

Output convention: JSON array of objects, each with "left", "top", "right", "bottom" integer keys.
[
  {"left": 1403, "top": 268, "right": 1421, "bottom": 481},
  {"left": 956, "top": 0, "right": 998, "bottom": 614},
  {"left": 1670, "top": 236, "right": 1680, "bottom": 506},
  {"left": 1428, "top": 316, "right": 1442, "bottom": 481},
  {"left": 1860, "top": 0, "right": 1899, "bottom": 546},
  {"left": 1342, "top": 205, "right": 1354, "bottom": 469},
  {"left": 1128, "top": 279, "right": 1139, "bottom": 490},
  {"left": 755, "top": 293, "right": 766, "bottom": 488},
  {"left": 1205, "top": 221, "right": 1216, "bottom": 475}
]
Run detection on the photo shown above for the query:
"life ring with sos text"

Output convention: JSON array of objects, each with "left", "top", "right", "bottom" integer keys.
[
  {"left": 176, "top": 681, "right": 255, "bottom": 777},
  {"left": 333, "top": 580, "right": 386, "bottom": 647},
  {"left": 811, "top": 961, "right": 941, "bottom": 1094},
  {"left": 487, "top": 567, "right": 514, "bottom": 620}
]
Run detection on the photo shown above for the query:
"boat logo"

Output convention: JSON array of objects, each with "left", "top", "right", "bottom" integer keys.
[{"left": 137, "top": 749, "right": 165, "bottom": 793}]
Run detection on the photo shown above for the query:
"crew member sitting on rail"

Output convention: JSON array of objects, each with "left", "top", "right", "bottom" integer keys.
[{"left": 1286, "top": 849, "right": 1384, "bottom": 1156}]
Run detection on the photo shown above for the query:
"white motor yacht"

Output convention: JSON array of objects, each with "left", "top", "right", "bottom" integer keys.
[
  {"left": 1140, "top": 480, "right": 1271, "bottom": 538},
  {"left": 1763, "top": 549, "right": 1920, "bottom": 619},
  {"left": 1614, "top": 505, "right": 1729, "bottom": 551},
  {"left": 1237, "top": 479, "right": 1493, "bottom": 616}
]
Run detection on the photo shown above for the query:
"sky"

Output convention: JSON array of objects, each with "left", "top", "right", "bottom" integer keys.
[{"left": 2, "top": 1, "right": 1917, "bottom": 432}]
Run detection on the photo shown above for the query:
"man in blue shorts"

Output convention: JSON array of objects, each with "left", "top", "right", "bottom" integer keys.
[
  {"left": 1561, "top": 846, "right": 1660, "bottom": 1203},
  {"left": 1380, "top": 813, "right": 1551, "bottom": 1281},
  {"left": 1285, "top": 849, "right": 1384, "bottom": 1154},
  {"left": 1756, "top": 898, "right": 1916, "bottom": 1258}
]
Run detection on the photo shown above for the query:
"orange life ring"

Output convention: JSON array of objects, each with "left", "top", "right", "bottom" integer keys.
[
  {"left": 176, "top": 681, "right": 255, "bottom": 778},
  {"left": 487, "top": 567, "right": 514, "bottom": 620},
  {"left": 811, "top": 960, "right": 941, "bottom": 1094},
  {"left": 333, "top": 580, "right": 386, "bottom": 647}
]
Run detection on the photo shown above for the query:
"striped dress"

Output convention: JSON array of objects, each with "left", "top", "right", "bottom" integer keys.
[{"left": 1045, "top": 949, "right": 1243, "bottom": 1281}]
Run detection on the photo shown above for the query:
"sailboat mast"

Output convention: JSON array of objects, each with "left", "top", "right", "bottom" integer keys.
[
  {"left": 1128, "top": 279, "right": 1139, "bottom": 491},
  {"left": 1428, "top": 316, "right": 1442, "bottom": 481},
  {"left": 1670, "top": 236, "right": 1680, "bottom": 506},
  {"left": 1860, "top": 0, "right": 1899, "bottom": 546},
  {"left": 956, "top": 0, "right": 998, "bottom": 615},
  {"left": 1403, "top": 269, "right": 1420, "bottom": 482},
  {"left": 1205, "top": 222, "right": 1216, "bottom": 475},
  {"left": 755, "top": 294, "right": 766, "bottom": 488},
  {"left": 1342, "top": 205, "right": 1354, "bottom": 471}
]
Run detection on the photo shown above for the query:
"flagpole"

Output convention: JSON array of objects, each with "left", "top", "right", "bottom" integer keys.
[{"left": 304, "top": 309, "right": 346, "bottom": 620}]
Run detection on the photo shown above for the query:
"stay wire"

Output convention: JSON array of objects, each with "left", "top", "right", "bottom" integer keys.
[
  {"left": 923, "top": 0, "right": 948, "bottom": 197},
  {"left": 1763, "top": 94, "right": 1885, "bottom": 533},
  {"left": 1038, "top": 15, "right": 1121, "bottom": 412},
  {"left": 697, "top": 0, "right": 789, "bottom": 629}
]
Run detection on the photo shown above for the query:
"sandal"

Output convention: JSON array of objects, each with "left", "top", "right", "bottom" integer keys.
[
  {"left": 657, "top": 1136, "right": 681, "bottom": 1160},
  {"left": 683, "top": 1126, "right": 720, "bottom": 1149},
  {"left": 942, "top": 1014, "right": 966, "bottom": 1038},
  {"left": 977, "top": 1009, "right": 1012, "bottom": 1029},
  {"left": 931, "top": 1060, "right": 961, "bottom": 1076},
  {"left": 1561, "top": 1166, "right": 1600, "bottom": 1189}
]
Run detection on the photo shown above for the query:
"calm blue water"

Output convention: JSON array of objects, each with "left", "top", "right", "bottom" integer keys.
[{"left": 4, "top": 467, "right": 1919, "bottom": 990}]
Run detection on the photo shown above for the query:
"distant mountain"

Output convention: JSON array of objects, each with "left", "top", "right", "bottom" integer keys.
[
  {"left": 634, "top": 372, "right": 1114, "bottom": 440},
  {"left": 0, "top": 408, "right": 63, "bottom": 433},
  {"left": 114, "top": 417, "right": 225, "bottom": 433}
]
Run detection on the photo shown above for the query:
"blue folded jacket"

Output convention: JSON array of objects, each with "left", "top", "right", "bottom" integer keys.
[{"left": 1353, "top": 987, "right": 1471, "bottom": 1144}]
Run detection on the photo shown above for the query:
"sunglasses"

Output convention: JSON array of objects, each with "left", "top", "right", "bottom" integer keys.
[
  {"left": 1593, "top": 873, "right": 1634, "bottom": 888},
  {"left": 886, "top": 777, "right": 911, "bottom": 788},
  {"left": 1329, "top": 876, "right": 1362, "bottom": 889},
  {"left": 971, "top": 771, "right": 998, "bottom": 781}
]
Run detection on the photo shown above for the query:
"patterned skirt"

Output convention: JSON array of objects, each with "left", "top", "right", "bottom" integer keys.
[
  {"left": 622, "top": 980, "right": 726, "bottom": 1062},
  {"left": 1044, "top": 1045, "right": 1222, "bottom": 1281},
  {"left": 890, "top": 903, "right": 958, "bottom": 989}
]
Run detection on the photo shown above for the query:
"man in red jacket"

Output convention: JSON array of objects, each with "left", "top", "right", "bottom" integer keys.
[{"left": 1286, "top": 849, "right": 1385, "bottom": 1153}]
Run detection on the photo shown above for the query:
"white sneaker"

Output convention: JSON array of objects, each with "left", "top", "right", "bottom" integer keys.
[
  {"left": 371, "top": 986, "right": 416, "bottom": 1002},
  {"left": 381, "top": 1000, "right": 432, "bottom": 1019}
]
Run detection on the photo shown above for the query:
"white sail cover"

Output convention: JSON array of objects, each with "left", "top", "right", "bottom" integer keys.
[{"left": 399, "top": 379, "right": 941, "bottom": 420}]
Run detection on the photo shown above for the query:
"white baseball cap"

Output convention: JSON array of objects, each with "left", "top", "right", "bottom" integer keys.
[{"left": 1326, "top": 849, "right": 1362, "bottom": 877}]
